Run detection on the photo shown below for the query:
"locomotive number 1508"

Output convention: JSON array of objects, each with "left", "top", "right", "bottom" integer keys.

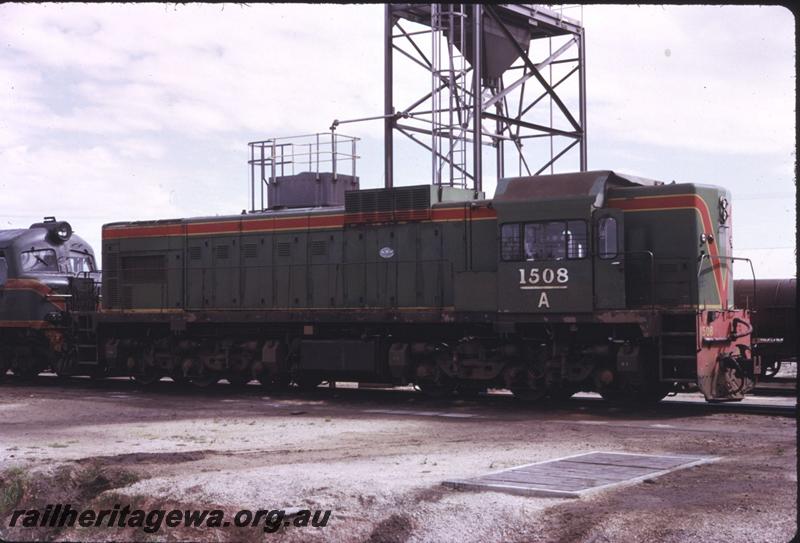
[{"left": 518, "top": 267, "right": 569, "bottom": 286}]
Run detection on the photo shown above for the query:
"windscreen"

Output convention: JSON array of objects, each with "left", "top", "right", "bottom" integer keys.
[{"left": 20, "top": 249, "right": 58, "bottom": 272}]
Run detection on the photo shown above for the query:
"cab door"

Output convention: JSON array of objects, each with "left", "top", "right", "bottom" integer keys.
[{"left": 593, "top": 209, "right": 625, "bottom": 309}]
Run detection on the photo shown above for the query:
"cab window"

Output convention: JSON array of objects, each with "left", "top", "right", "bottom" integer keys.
[
  {"left": 0, "top": 254, "right": 7, "bottom": 285},
  {"left": 501, "top": 220, "right": 588, "bottom": 261},
  {"left": 20, "top": 249, "right": 58, "bottom": 272},
  {"left": 597, "top": 217, "right": 618, "bottom": 259},
  {"left": 525, "top": 222, "right": 565, "bottom": 260},
  {"left": 62, "top": 253, "right": 96, "bottom": 274},
  {"left": 566, "top": 221, "right": 588, "bottom": 259},
  {"left": 500, "top": 223, "right": 522, "bottom": 260}
]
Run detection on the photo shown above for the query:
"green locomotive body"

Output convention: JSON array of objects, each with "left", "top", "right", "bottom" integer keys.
[{"left": 93, "top": 170, "right": 754, "bottom": 401}]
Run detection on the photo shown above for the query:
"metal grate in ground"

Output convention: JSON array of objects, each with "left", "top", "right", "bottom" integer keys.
[{"left": 443, "top": 451, "right": 717, "bottom": 498}]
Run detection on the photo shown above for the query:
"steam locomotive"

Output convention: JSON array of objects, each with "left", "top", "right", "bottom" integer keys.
[{"left": 0, "top": 169, "right": 759, "bottom": 403}]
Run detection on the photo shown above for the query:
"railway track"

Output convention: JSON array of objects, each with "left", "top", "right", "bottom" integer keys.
[
  {"left": 1, "top": 373, "right": 795, "bottom": 418},
  {"left": 690, "top": 401, "right": 796, "bottom": 417},
  {"left": 753, "top": 377, "right": 797, "bottom": 397},
  {"left": 558, "top": 394, "right": 796, "bottom": 418}
]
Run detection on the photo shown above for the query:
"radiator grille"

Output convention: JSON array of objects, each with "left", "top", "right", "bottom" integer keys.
[
  {"left": 120, "top": 255, "right": 166, "bottom": 283},
  {"left": 310, "top": 240, "right": 327, "bottom": 256},
  {"left": 345, "top": 186, "right": 431, "bottom": 224},
  {"left": 214, "top": 245, "right": 230, "bottom": 260},
  {"left": 243, "top": 243, "right": 258, "bottom": 259}
]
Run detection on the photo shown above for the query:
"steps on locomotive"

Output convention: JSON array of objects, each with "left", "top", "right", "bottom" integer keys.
[
  {"left": 659, "top": 312, "right": 697, "bottom": 382},
  {"left": 73, "top": 313, "right": 99, "bottom": 365}
]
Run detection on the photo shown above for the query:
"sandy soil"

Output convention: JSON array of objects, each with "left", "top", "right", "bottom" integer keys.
[{"left": 0, "top": 377, "right": 796, "bottom": 542}]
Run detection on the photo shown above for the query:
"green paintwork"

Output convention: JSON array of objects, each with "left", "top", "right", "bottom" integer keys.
[{"left": 103, "top": 173, "right": 736, "bottom": 317}]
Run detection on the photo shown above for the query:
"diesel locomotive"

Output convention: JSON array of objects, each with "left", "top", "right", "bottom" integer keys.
[
  {"left": 0, "top": 218, "right": 98, "bottom": 379},
  {"left": 0, "top": 169, "right": 758, "bottom": 402},
  {"left": 23, "top": 168, "right": 749, "bottom": 403}
]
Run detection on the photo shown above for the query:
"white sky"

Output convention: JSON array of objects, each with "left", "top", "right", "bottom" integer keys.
[{"left": 0, "top": 3, "right": 795, "bottom": 278}]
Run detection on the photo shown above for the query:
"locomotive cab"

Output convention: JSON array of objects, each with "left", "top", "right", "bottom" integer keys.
[
  {"left": 491, "top": 171, "right": 740, "bottom": 314},
  {"left": 492, "top": 171, "right": 641, "bottom": 314},
  {"left": 1, "top": 218, "right": 97, "bottom": 287},
  {"left": 490, "top": 171, "right": 754, "bottom": 401}
]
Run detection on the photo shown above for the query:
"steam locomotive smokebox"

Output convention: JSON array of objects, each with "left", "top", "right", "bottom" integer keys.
[{"left": 268, "top": 172, "right": 359, "bottom": 209}]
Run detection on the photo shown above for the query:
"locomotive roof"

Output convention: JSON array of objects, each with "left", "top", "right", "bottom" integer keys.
[
  {"left": 102, "top": 205, "right": 349, "bottom": 229},
  {"left": 0, "top": 229, "right": 29, "bottom": 247},
  {"left": 494, "top": 170, "right": 660, "bottom": 207},
  {"left": 105, "top": 170, "right": 697, "bottom": 230},
  {"left": 0, "top": 226, "right": 93, "bottom": 254},
  {"left": 102, "top": 197, "right": 486, "bottom": 229}
]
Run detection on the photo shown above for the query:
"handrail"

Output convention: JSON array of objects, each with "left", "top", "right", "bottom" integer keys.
[
  {"left": 248, "top": 132, "right": 360, "bottom": 212},
  {"left": 697, "top": 253, "right": 756, "bottom": 310}
]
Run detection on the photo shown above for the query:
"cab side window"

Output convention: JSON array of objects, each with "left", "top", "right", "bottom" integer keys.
[
  {"left": 502, "top": 221, "right": 589, "bottom": 261},
  {"left": 566, "top": 220, "right": 588, "bottom": 259},
  {"left": 500, "top": 223, "right": 522, "bottom": 261},
  {"left": 0, "top": 254, "right": 8, "bottom": 286},
  {"left": 597, "top": 217, "right": 618, "bottom": 259},
  {"left": 525, "top": 222, "right": 565, "bottom": 260}
]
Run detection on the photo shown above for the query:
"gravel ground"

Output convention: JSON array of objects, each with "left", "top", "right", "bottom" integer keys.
[{"left": 0, "top": 376, "right": 796, "bottom": 542}]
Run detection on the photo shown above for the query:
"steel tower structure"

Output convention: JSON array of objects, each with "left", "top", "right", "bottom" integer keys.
[{"left": 383, "top": 4, "right": 586, "bottom": 193}]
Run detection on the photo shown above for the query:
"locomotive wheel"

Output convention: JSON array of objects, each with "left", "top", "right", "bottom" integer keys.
[
  {"left": 511, "top": 387, "right": 548, "bottom": 402},
  {"left": 416, "top": 379, "right": 456, "bottom": 399},
  {"left": 455, "top": 385, "right": 486, "bottom": 398},
  {"left": 509, "top": 366, "right": 548, "bottom": 403},
  {"left": 53, "top": 357, "right": 75, "bottom": 381},
  {"left": 8, "top": 349, "right": 39, "bottom": 380},
  {"left": 190, "top": 372, "right": 220, "bottom": 388},
  {"left": 227, "top": 374, "right": 252, "bottom": 387},
  {"left": 600, "top": 383, "right": 669, "bottom": 405},
  {"left": 415, "top": 360, "right": 456, "bottom": 399},
  {"left": 259, "top": 373, "right": 291, "bottom": 391},
  {"left": 89, "top": 367, "right": 109, "bottom": 381},
  {"left": 170, "top": 370, "right": 190, "bottom": 385},
  {"left": 763, "top": 360, "right": 782, "bottom": 379},
  {"left": 548, "top": 386, "right": 577, "bottom": 402},
  {"left": 295, "top": 378, "right": 322, "bottom": 392},
  {"left": 133, "top": 367, "right": 162, "bottom": 386},
  {"left": 0, "top": 355, "right": 9, "bottom": 382},
  {"left": 598, "top": 388, "right": 625, "bottom": 403},
  {"left": 12, "top": 365, "right": 41, "bottom": 381}
]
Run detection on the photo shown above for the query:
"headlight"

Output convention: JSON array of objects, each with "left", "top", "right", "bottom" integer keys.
[{"left": 56, "top": 223, "right": 72, "bottom": 241}]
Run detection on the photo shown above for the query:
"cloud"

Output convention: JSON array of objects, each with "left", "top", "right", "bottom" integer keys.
[
  {"left": 584, "top": 5, "right": 795, "bottom": 155},
  {"left": 0, "top": 3, "right": 386, "bottom": 139}
]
